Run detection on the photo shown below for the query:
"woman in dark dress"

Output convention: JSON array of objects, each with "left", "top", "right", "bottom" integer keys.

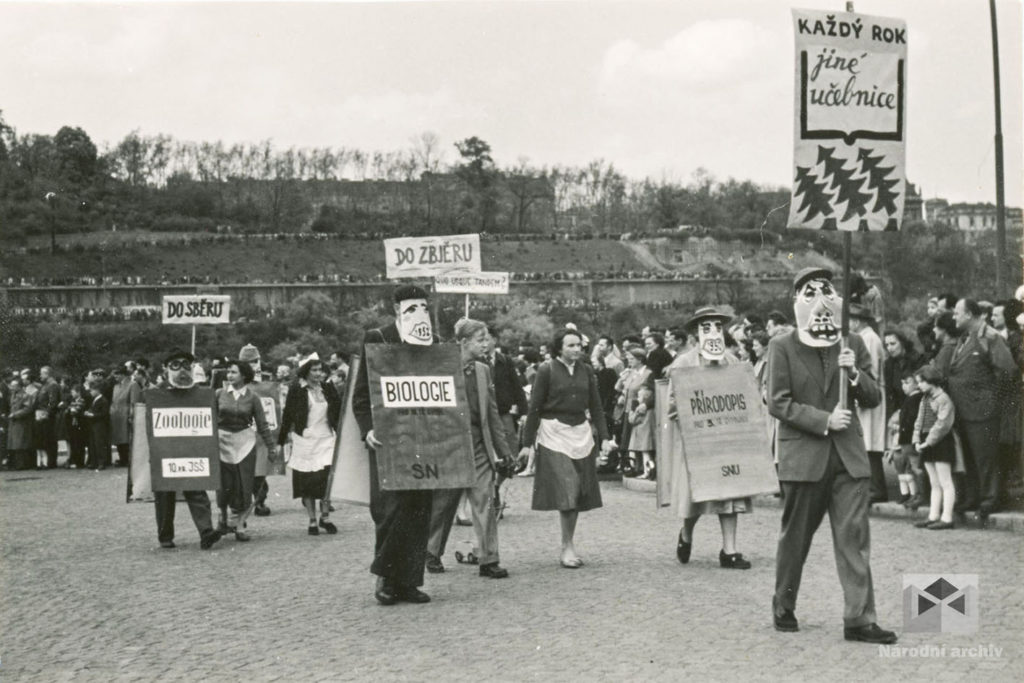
[{"left": 520, "top": 329, "right": 616, "bottom": 568}]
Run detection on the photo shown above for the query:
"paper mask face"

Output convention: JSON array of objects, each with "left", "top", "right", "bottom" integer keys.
[
  {"left": 698, "top": 320, "right": 725, "bottom": 361},
  {"left": 794, "top": 278, "right": 842, "bottom": 347},
  {"left": 397, "top": 299, "right": 433, "bottom": 345}
]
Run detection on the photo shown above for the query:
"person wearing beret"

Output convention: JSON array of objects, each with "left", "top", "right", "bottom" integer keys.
[
  {"left": 152, "top": 350, "right": 222, "bottom": 551},
  {"left": 667, "top": 307, "right": 753, "bottom": 570},
  {"left": 767, "top": 267, "right": 896, "bottom": 644}
]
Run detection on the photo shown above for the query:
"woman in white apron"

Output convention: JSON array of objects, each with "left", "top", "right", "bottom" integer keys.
[{"left": 279, "top": 355, "right": 342, "bottom": 536}]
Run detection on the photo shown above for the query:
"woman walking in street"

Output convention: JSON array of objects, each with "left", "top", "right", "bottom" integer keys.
[
  {"left": 215, "top": 360, "right": 276, "bottom": 541},
  {"left": 520, "top": 329, "right": 615, "bottom": 568},
  {"left": 279, "top": 354, "right": 341, "bottom": 536}
]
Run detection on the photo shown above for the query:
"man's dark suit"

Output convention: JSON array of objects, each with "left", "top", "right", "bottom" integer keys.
[
  {"left": 945, "top": 323, "right": 1015, "bottom": 512},
  {"left": 352, "top": 322, "right": 434, "bottom": 589},
  {"left": 767, "top": 330, "right": 881, "bottom": 627}
]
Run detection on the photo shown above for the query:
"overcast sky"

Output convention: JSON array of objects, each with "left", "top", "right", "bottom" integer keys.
[{"left": 1, "top": 0, "right": 1021, "bottom": 205}]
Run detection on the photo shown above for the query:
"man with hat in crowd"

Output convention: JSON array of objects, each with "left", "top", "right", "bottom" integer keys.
[
  {"left": 767, "top": 267, "right": 896, "bottom": 644},
  {"left": 848, "top": 303, "right": 888, "bottom": 503},
  {"left": 352, "top": 284, "right": 437, "bottom": 605},
  {"left": 239, "top": 343, "right": 275, "bottom": 517},
  {"left": 667, "top": 306, "right": 753, "bottom": 570},
  {"left": 151, "top": 349, "right": 222, "bottom": 550}
]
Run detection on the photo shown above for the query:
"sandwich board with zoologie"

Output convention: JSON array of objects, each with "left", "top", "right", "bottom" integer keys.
[
  {"left": 670, "top": 364, "right": 777, "bottom": 502},
  {"left": 364, "top": 344, "right": 474, "bottom": 491},
  {"left": 145, "top": 387, "right": 220, "bottom": 492}
]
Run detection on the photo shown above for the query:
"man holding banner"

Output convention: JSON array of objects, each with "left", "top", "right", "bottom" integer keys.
[
  {"left": 767, "top": 268, "right": 896, "bottom": 644},
  {"left": 352, "top": 285, "right": 440, "bottom": 605},
  {"left": 149, "top": 350, "right": 222, "bottom": 551}
]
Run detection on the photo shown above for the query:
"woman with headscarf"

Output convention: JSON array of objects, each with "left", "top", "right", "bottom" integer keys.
[
  {"left": 279, "top": 354, "right": 341, "bottom": 536},
  {"left": 215, "top": 360, "right": 275, "bottom": 541},
  {"left": 520, "top": 329, "right": 616, "bottom": 569}
]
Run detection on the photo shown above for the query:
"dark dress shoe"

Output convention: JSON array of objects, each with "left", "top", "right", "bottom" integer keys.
[
  {"left": 774, "top": 608, "right": 799, "bottom": 632},
  {"left": 479, "top": 563, "right": 509, "bottom": 579},
  {"left": 319, "top": 519, "right": 338, "bottom": 534},
  {"left": 426, "top": 554, "right": 445, "bottom": 574},
  {"left": 927, "top": 520, "right": 954, "bottom": 530},
  {"left": 308, "top": 525, "right": 320, "bottom": 536},
  {"left": 374, "top": 578, "right": 397, "bottom": 606},
  {"left": 844, "top": 623, "right": 897, "bottom": 644},
  {"left": 676, "top": 530, "right": 692, "bottom": 564},
  {"left": 395, "top": 586, "right": 431, "bottom": 604},
  {"left": 914, "top": 519, "right": 937, "bottom": 528},
  {"left": 253, "top": 503, "right": 271, "bottom": 517},
  {"left": 234, "top": 531, "right": 251, "bottom": 542},
  {"left": 160, "top": 540, "right": 176, "bottom": 549},
  {"left": 719, "top": 550, "right": 752, "bottom": 569},
  {"left": 200, "top": 530, "right": 222, "bottom": 550}
]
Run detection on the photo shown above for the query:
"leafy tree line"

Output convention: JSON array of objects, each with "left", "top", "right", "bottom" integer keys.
[{"left": 0, "top": 113, "right": 794, "bottom": 241}]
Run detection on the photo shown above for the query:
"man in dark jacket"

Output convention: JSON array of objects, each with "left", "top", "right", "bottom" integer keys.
[
  {"left": 947, "top": 298, "right": 1016, "bottom": 517},
  {"left": 352, "top": 285, "right": 436, "bottom": 606},
  {"left": 35, "top": 366, "right": 62, "bottom": 468},
  {"left": 768, "top": 268, "right": 896, "bottom": 644}
]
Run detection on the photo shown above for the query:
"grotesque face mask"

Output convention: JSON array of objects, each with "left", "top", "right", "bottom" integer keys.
[
  {"left": 794, "top": 278, "right": 842, "bottom": 347},
  {"left": 396, "top": 299, "right": 433, "bottom": 345},
  {"left": 698, "top": 320, "right": 725, "bottom": 361}
]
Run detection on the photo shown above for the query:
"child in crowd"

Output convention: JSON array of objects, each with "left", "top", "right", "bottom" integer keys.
[
  {"left": 892, "top": 370, "right": 926, "bottom": 509},
  {"left": 912, "top": 365, "right": 957, "bottom": 530},
  {"left": 628, "top": 384, "right": 656, "bottom": 480}
]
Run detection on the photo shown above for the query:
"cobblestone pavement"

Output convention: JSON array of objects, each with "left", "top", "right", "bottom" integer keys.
[{"left": 1, "top": 469, "right": 1022, "bottom": 682}]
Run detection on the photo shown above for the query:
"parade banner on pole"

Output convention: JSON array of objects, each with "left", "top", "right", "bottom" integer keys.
[
  {"left": 364, "top": 344, "right": 475, "bottom": 491},
  {"left": 326, "top": 356, "right": 371, "bottom": 506},
  {"left": 669, "top": 364, "right": 777, "bottom": 502},
  {"left": 249, "top": 381, "right": 281, "bottom": 477},
  {"left": 383, "top": 234, "right": 481, "bottom": 279},
  {"left": 145, "top": 386, "right": 220, "bottom": 492},
  {"left": 434, "top": 271, "right": 510, "bottom": 294},
  {"left": 788, "top": 9, "right": 907, "bottom": 231},
  {"left": 162, "top": 295, "right": 231, "bottom": 325}
]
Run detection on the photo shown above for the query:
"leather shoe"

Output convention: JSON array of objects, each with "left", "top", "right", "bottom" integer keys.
[
  {"left": 199, "top": 529, "right": 222, "bottom": 550},
  {"left": 234, "top": 531, "right": 251, "bottom": 542},
  {"left": 374, "top": 577, "right": 397, "bottom": 606},
  {"left": 676, "top": 530, "right": 691, "bottom": 564},
  {"left": 395, "top": 586, "right": 431, "bottom": 604},
  {"left": 844, "top": 623, "right": 897, "bottom": 644},
  {"left": 914, "top": 519, "right": 937, "bottom": 528},
  {"left": 253, "top": 503, "right": 271, "bottom": 517},
  {"left": 319, "top": 519, "right": 338, "bottom": 534},
  {"left": 479, "top": 563, "right": 509, "bottom": 579},
  {"left": 719, "top": 550, "right": 752, "bottom": 569},
  {"left": 160, "top": 540, "right": 176, "bottom": 549},
  {"left": 425, "top": 554, "right": 445, "bottom": 574},
  {"left": 774, "top": 608, "right": 799, "bottom": 632},
  {"left": 927, "top": 520, "right": 954, "bottom": 530}
]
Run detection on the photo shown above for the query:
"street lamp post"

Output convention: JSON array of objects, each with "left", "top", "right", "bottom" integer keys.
[{"left": 45, "top": 191, "right": 57, "bottom": 255}]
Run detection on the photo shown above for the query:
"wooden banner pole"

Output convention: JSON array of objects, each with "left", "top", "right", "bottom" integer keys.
[
  {"left": 839, "top": 0, "right": 855, "bottom": 411},
  {"left": 191, "top": 325, "right": 196, "bottom": 357}
]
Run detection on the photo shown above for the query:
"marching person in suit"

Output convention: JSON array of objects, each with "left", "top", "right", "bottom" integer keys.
[
  {"left": 352, "top": 285, "right": 437, "bottom": 605},
  {"left": 426, "top": 318, "right": 514, "bottom": 579},
  {"left": 768, "top": 267, "right": 897, "bottom": 644},
  {"left": 84, "top": 381, "right": 111, "bottom": 471}
]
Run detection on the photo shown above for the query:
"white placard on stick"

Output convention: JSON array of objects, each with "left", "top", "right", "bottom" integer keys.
[
  {"left": 162, "top": 295, "right": 231, "bottom": 325},
  {"left": 434, "top": 271, "right": 509, "bottom": 294},
  {"left": 384, "top": 234, "right": 481, "bottom": 279}
]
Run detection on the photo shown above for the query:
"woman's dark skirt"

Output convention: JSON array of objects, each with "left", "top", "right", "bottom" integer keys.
[
  {"left": 292, "top": 466, "right": 330, "bottom": 499},
  {"left": 921, "top": 433, "right": 955, "bottom": 464},
  {"left": 531, "top": 444, "right": 603, "bottom": 512}
]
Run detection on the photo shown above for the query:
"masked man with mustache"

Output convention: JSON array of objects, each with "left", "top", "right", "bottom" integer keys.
[
  {"left": 767, "top": 268, "right": 896, "bottom": 644},
  {"left": 353, "top": 285, "right": 438, "bottom": 605},
  {"left": 152, "top": 350, "right": 223, "bottom": 551}
]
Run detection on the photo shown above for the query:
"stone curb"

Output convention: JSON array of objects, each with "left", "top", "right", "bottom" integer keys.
[{"left": 620, "top": 475, "right": 1024, "bottom": 533}]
